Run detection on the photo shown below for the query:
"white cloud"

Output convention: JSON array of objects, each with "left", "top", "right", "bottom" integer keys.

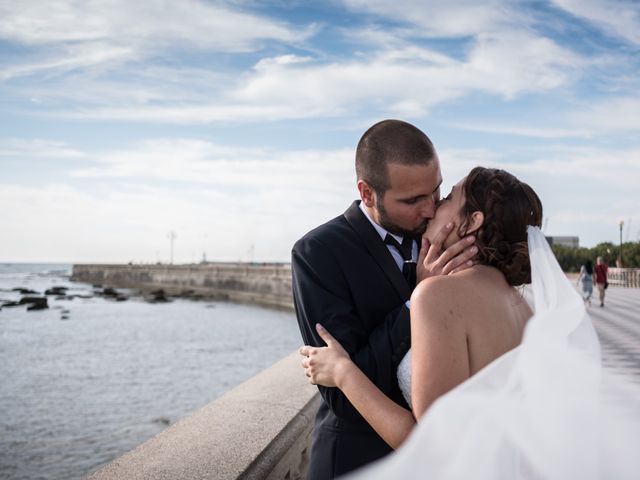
[
  {"left": 59, "top": 31, "right": 584, "bottom": 124},
  {"left": 0, "top": 137, "right": 358, "bottom": 262},
  {"left": 567, "top": 96, "right": 640, "bottom": 132},
  {"left": 0, "top": 0, "right": 313, "bottom": 83},
  {"left": 0, "top": 138, "right": 86, "bottom": 158},
  {"left": 550, "top": 0, "right": 640, "bottom": 45},
  {"left": 0, "top": 43, "right": 137, "bottom": 81},
  {"left": 447, "top": 121, "right": 594, "bottom": 139},
  {"left": 0, "top": 177, "right": 349, "bottom": 263},
  {"left": 340, "top": 0, "right": 524, "bottom": 38},
  {"left": 0, "top": 0, "right": 309, "bottom": 50},
  {"left": 71, "top": 138, "right": 355, "bottom": 196},
  {"left": 0, "top": 1, "right": 593, "bottom": 125}
]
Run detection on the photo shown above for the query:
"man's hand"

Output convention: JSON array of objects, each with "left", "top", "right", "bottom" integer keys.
[{"left": 416, "top": 222, "right": 477, "bottom": 282}]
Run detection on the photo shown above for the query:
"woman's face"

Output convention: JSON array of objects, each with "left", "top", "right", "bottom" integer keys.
[{"left": 424, "top": 176, "right": 467, "bottom": 249}]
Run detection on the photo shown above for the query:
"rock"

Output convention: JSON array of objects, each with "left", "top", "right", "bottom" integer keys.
[
  {"left": 149, "top": 289, "right": 170, "bottom": 303},
  {"left": 61, "top": 315, "right": 69, "bottom": 320},
  {"left": 20, "top": 296, "right": 45, "bottom": 305},
  {"left": 1, "top": 301, "right": 22, "bottom": 308},
  {"left": 102, "top": 287, "right": 119, "bottom": 297},
  {"left": 12, "top": 288, "right": 38, "bottom": 295},
  {"left": 152, "top": 417, "right": 171, "bottom": 426},
  {"left": 25, "top": 297, "right": 48, "bottom": 311},
  {"left": 115, "top": 296, "right": 128, "bottom": 302},
  {"left": 45, "top": 286, "right": 68, "bottom": 296}
]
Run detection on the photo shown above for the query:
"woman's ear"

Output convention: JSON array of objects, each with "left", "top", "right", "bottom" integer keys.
[{"left": 465, "top": 211, "right": 484, "bottom": 234}]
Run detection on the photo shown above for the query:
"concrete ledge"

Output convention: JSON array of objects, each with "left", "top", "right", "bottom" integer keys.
[{"left": 88, "top": 352, "right": 320, "bottom": 480}]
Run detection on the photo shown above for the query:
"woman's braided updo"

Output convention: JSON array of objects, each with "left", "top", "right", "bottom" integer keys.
[{"left": 458, "top": 167, "right": 543, "bottom": 286}]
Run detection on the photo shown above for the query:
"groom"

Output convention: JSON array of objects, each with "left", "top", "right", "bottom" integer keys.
[{"left": 292, "top": 119, "right": 477, "bottom": 479}]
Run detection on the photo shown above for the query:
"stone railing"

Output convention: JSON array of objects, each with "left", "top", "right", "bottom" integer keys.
[
  {"left": 607, "top": 268, "right": 640, "bottom": 288},
  {"left": 72, "top": 263, "right": 294, "bottom": 310},
  {"left": 87, "top": 352, "right": 320, "bottom": 480}
]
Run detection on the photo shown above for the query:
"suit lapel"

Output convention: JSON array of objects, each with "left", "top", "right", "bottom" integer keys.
[{"left": 343, "top": 200, "right": 411, "bottom": 301}]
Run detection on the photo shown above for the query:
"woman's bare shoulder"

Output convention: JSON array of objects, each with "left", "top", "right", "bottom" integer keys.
[{"left": 410, "top": 273, "right": 478, "bottom": 321}]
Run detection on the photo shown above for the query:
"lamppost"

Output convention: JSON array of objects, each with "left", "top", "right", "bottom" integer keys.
[
  {"left": 167, "top": 230, "right": 177, "bottom": 264},
  {"left": 619, "top": 220, "right": 624, "bottom": 267}
]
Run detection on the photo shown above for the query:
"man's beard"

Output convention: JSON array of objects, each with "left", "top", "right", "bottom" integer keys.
[{"left": 376, "top": 199, "right": 428, "bottom": 239}]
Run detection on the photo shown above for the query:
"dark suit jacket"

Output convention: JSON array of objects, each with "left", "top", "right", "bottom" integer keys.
[{"left": 291, "top": 201, "right": 412, "bottom": 480}]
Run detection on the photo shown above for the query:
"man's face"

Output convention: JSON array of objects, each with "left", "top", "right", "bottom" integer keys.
[{"left": 371, "top": 156, "right": 442, "bottom": 238}]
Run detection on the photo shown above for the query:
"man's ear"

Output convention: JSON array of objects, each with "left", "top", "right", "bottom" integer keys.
[
  {"left": 465, "top": 211, "right": 484, "bottom": 234},
  {"left": 357, "top": 180, "right": 377, "bottom": 208}
]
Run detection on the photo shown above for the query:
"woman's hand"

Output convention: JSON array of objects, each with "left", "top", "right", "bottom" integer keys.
[
  {"left": 299, "top": 324, "right": 353, "bottom": 388},
  {"left": 417, "top": 221, "right": 477, "bottom": 282}
]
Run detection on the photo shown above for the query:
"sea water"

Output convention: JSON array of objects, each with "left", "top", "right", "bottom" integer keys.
[{"left": 0, "top": 264, "right": 302, "bottom": 480}]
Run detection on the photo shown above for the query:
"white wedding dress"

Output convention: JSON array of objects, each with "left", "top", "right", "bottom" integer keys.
[
  {"left": 397, "top": 349, "right": 413, "bottom": 408},
  {"left": 348, "top": 226, "right": 640, "bottom": 479}
]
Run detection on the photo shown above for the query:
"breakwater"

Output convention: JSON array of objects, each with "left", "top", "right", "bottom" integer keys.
[{"left": 71, "top": 263, "right": 294, "bottom": 310}]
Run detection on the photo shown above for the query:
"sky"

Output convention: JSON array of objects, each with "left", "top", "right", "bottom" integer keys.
[{"left": 1, "top": 0, "right": 639, "bottom": 263}]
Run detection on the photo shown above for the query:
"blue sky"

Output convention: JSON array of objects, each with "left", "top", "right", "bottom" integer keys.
[{"left": 1, "top": 0, "right": 639, "bottom": 263}]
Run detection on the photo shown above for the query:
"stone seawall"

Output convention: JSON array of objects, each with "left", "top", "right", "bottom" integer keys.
[{"left": 71, "top": 263, "right": 294, "bottom": 310}]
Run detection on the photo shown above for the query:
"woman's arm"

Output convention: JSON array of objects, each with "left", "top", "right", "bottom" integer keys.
[{"left": 300, "top": 324, "right": 416, "bottom": 449}]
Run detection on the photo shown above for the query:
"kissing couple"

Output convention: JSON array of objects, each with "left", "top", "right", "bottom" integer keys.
[{"left": 292, "top": 120, "right": 639, "bottom": 479}]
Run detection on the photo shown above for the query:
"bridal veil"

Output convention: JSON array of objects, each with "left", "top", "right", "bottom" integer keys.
[{"left": 347, "top": 226, "right": 640, "bottom": 479}]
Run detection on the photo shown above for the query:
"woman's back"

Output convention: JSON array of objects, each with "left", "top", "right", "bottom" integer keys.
[
  {"left": 407, "top": 264, "right": 532, "bottom": 417},
  {"left": 451, "top": 265, "right": 531, "bottom": 374}
]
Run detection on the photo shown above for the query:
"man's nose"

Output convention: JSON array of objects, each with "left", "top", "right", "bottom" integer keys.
[{"left": 420, "top": 198, "right": 436, "bottom": 218}]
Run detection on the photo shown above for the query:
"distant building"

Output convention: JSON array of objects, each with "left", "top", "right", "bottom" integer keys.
[{"left": 546, "top": 236, "right": 580, "bottom": 248}]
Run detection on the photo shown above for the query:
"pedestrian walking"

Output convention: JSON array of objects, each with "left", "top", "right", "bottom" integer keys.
[
  {"left": 578, "top": 260, "right": 596, "bottom": 307},
  {"left": 594, "top": 256, "right": 609, "bottom": 307}
]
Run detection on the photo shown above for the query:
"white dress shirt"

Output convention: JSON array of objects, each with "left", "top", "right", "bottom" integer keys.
[{"left": 359, "top": 201, "right": 418, "bottom": 270}]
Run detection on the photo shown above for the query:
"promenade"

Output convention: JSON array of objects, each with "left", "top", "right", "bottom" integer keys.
[{"left": 585, "top": 287, "right": 640, "bottom": 384}]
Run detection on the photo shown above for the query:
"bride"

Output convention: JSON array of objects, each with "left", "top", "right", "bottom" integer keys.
[{"left": 300, "top": 166, "right": 640, "bottom": 478}]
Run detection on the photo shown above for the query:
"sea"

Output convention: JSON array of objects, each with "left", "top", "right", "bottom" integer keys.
[{"left": 0, "top": 263, "right": 302, "bottom": 480}]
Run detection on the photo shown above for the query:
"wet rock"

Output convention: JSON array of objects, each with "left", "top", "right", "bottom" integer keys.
[
  {"left": 1, "top": 301, "right": 22, "bottom": 308},
  {"left": 93, "top": 287, "right": 125, "bottom": 300},
  {"left": 45, "top": 286, "right": 68, "bottom": 296},
  {"left": 61, "top": 315, "right": 70, "bottom": 320},
  {"left": 152, "top": 417, "right": 171, "bottom": 426},
  {"left": 148, "top": 289, "right": 170, "bottom": 303},
  {"left": 12, "top": 288, "right": 38, "bottom": 295},
  {"left": 23, "top": 297, "right": 48, "bottom": 311}
]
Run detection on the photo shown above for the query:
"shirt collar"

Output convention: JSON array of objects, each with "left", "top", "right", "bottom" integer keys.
[{"left": 359, "top": 201, "right": 404, "bottom": 245}]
